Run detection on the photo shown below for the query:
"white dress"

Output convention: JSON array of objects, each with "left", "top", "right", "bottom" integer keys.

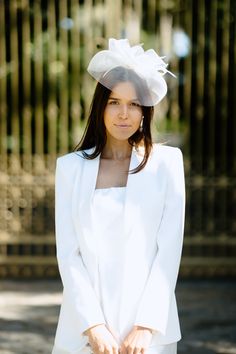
[
  {"left": 91, "top": 186, "right": 126, "bottom": 341},
  {"left": 90, "top": 187, "right": 177, "bottom": 354}
]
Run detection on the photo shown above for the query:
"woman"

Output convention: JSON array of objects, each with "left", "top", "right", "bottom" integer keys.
[{"left": 52, "top": 38, "right": 185, "bottom": 354}]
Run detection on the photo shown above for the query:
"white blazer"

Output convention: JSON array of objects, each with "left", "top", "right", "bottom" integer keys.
[{"left": 52, "top": 143, "right": 186, "bottom": 354}]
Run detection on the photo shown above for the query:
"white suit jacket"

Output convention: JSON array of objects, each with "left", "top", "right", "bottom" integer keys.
[{"left": 52, "top": 143, "right": 186, "bottom": 354}]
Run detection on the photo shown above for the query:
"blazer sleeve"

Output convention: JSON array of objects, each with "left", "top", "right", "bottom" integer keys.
[
  {"left": 134, "top": 147, "right": 186, "bottom": 336},
  {"left": 55, "top": 157, "right": 106, "bottom": 335}
]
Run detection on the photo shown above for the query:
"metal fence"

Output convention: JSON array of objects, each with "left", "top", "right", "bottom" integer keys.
[{"left": 0, "top": 0, "right": 235, "bottom": 278}]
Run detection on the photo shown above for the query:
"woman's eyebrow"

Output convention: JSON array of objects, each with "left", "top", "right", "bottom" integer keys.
[{"left": 108, "top": 97, "right": 140, "bottom": 102}]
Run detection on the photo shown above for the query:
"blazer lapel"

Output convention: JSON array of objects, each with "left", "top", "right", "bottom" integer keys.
[
  {"left": 76, "top": 148, "right": 100, "bottom": 239},
  {"left": 123, "top": 146, "right": 145, "bottom": 241}
]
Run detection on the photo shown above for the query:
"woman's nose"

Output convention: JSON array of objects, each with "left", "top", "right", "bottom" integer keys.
[{"left": 118, "top": 104, "right": 128, "bottom": 118}]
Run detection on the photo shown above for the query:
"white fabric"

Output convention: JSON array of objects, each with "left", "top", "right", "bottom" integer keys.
[
  {"left": 51, "top": 144, "right": 185, "bottom": 354},
  {"left": 52, "top": 342, "right": 177, "bottom": 354},
  {"left": 147, "top": 342, "right": 177, "bottom": 354},
  {"left": 87, "top": 38, "right": 176, "bottom": 106},
  {"left": 91, "top": 187, "right": 126, "bottom": 342}
]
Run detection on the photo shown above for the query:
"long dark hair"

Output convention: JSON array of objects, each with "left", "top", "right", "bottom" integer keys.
[{"left": 74, "top": 67, "right": 154, "bottom": 174}]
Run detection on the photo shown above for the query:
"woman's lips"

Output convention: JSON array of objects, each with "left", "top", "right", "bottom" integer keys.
[{"left": 114, "top": 124, "right": 131, "bottom": 128}]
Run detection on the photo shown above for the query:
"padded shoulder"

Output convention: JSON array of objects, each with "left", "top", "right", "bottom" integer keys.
[
  {"left": 56, "top": 151, "right": 85, "bottom": 176},
  {"left": 152, "top": 143, "right": 183, "bottom": 161}
]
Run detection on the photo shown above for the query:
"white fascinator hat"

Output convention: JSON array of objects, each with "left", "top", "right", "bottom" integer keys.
[{"left": 87, "top": 38, "right": 176, "bottom": 107}]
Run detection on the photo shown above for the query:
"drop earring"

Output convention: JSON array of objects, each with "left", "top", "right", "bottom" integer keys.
[{"left": 140, "top": 116, "right": 144, "bottom": 132}]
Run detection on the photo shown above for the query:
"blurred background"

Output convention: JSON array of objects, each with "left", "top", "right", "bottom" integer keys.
[{"left": 0, "top": 0, "right": 235, "bottom": 353}]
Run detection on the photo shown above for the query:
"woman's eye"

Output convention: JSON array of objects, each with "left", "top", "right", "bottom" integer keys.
[
  {"left": 109, "top": 100, "right": 119, "bottom": 105},
  {"left": 131, "top": 102, "right": 141, "bottom": 107}
]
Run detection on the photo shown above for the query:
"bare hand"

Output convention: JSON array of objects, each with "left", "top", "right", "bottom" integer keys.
[
  {"left": 119, "top": 326, "right": 153, "bottom": 354},
  {"left": 84, "top": 324, "right": 120, "bottom": 354}
]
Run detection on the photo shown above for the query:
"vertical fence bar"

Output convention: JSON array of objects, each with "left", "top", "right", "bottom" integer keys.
[
  {"left": 22, "top": 0, "right": 32, "bottom": 171},
  {"left": 189, "top": 0, "right": 205, "bottom": 238},
  {"left": 70, "top": 0, "right": 81, "bottom": 147},
  {"left": 0, "top": 0, "right": 7, "bottom": 169},
  {"left": 135, "top": 0, "right": 142, "bottom": 40},
  {"left": 222, "top": 1, "right": 231, "bottom": 242},
  {"left": 227, "top": 0, "right": 236, "bottom": 241},
  {"left": 177, "top": 0, "right": 192, "bottom": 242},
  {"left": 17, "top": 1, "right": 31, "bottom": 258},
  {"left": 183, "top": 0, "right": 192, "bottom": 159},
  {"left": 208, "top": 0, "right": 217, "bottom": 240},
  {"left": 104, "top": 0, "right": 120, "bottom": 38},
  {"left": 0, "top": 0, "right": 8, "bottom": 268},
  {"left": 203, "top": 0, "right": 216, "bottom": 177},
  {"left": 168, "top": 1, "right": 179, "bottom": 133},
  {"left": 9, "top": 1, "right": 20, "bottom": 163},
  {"left": 196, "top": 0, "right": 205, "bottom": 171},
  {"left": 123, "top": 0, "right": 132, "bottom": 38},
  {"left": 215, "top": 0, "right": 230, "bottom": 237},
  {"left": 221, "top": 0, "right": 229, "bottom": 173},
  {"left": 222, "top": 0, "right": 231, "bottom": 241},
  {"left": 47, "top": 0, "right": 58, "bottom": 160},
  {"left": 82, "top": 0, "right": 93, "bottom": 120},
  {"left": 58, "top": 1, "right": 69, "bottom": 154},
  {"left": 227, "top": 0, "right": 236, "bottom": 176},
  {"left": 32, "top": 1, "right": 44, "bottom": 159},
  {"left": 155, "top": 1, "right": 161, "bottom": 50},
  {"left": 147, "top": 0, "right": 156, "bottom": 34},
  {"left": 9, "top": 1, "right": 21, "bottom": 258},
  {"left": 197, "top": 0, "right": 205, "bottom": 239},
  {"left": 202, "top": 0, "right": 215, "bottom": 238}
]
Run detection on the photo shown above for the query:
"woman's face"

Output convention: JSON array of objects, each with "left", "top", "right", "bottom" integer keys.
[{"left": 103, "top": 81, "right": 143, "bottom": 142}]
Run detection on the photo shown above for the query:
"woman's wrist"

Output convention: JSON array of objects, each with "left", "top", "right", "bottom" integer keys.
[
  {"left": 135, "top": 325, "right": 154, "bottom": 334},
  {"left": 83, "top": 323, "right": 106, "bottom": 336}
]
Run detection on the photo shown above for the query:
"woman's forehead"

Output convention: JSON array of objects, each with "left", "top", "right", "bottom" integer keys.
[{"left": 109, "top": 81, "right": 139, "bottom": 101}]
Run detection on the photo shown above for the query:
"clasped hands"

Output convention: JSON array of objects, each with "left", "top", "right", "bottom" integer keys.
[{"left": 84, "top": 323, "right": 153, "bottom": 354}]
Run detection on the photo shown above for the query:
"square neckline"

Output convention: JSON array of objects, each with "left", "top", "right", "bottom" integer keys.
[
  {"left": 94, "top": 147, "right": 136, "bottom": 192},
  {"left": 94, "top": 186, "right": 127, "bottom": 191}
]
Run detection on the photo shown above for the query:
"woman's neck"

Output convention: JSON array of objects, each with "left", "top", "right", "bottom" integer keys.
[{"left": 101, "top": 140, "right": 133, "bottom": 161}]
